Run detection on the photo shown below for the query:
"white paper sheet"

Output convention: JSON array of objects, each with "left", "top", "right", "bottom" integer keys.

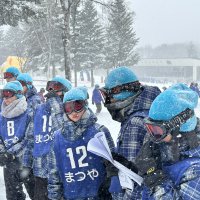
[{"left": 87, "top": 132, "right": 143, "bottom": 190}]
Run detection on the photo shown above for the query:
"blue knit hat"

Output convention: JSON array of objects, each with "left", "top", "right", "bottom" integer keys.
[
  {"left": 5, "top": 66, "right": 20, "bottom": 77},
  {"left": 63, "top": 86, "right": 88, "bottom": 103},
  {"left": 104, "top": 66, "right": 139, "bottom": 101},
  {"left": 149, "top": 83, "right": 198, "bottom": 132},
  {"left": 51, "top": 76, "right": 72, "bottom": 92},
  {"left": 3, "top": 81, "right": 23, "bottom": 99},
  {"left": 17, "top": 73, "right": 33, "bottom": 83},
  {"left": 17, "top": 73, "right": 33, "bottom": 90},
  {"left": 95, "top": 84, "right": 100, "bottom": 89}
]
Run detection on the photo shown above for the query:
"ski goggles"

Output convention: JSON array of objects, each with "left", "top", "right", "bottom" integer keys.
[
  {"left": 64, "top": 100, "right": 87, "bottom": 114},
  {"left": 18, "top": 80, "right": 32, "bottom": 87},
  {"left": 4, "top": 72, "right": 14, "bottom": 79},
  {"left": 145, "top": 108, "right": 194, "bottom": 143},
  {"left": 100, "top": 81, "right": 141, "bottom": 104},
  {"left": 46, "top": 81, "right": 66, "bottom": 92},
  {"left": 2, "top": 90, "right": 17, "bottom": 99}
]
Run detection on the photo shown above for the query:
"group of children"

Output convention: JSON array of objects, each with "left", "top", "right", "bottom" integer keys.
[
  {"left": 0, "top": 66, "right": 115, "bottom": 200},
  {"left": 0, "top": 66, "right": 200, "bottom": 200}
]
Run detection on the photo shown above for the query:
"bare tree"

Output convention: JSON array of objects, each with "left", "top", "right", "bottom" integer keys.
[
  {"left": 59, "top": 0, "right": 75, "bottom": 80},
  {"left": 59, "top": 0, "right": 112, "bottom": 81}
]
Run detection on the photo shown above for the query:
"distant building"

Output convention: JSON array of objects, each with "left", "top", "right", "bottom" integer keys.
[{"left": 132, "top": 58, "right": 200, "bottom": 83}]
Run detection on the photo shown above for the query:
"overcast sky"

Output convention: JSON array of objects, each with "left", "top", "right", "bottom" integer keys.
[{"left": 129, "top": 0, "right": 200, "bottom": 47}]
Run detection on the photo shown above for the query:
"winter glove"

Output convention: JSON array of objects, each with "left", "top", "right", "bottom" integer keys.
[
  {"left": 103, "top": 159, "right": 119, "bottom": 178},
  {"left": 0, "top": 153, "right": 7, "bottom": 166},
  {"left": 142, "top": 168, "right": 166, "bottom": 189},
  {"left": 180, "top": 130, "right": 199, "bottom": 150},
  {"left": 135, "top": 141, "right": 158, "bottom": 174},
  {"left": 112, "top": 152, "right": 138, "bottom": 173},
  {"left": 20, "top": 167, "right": 32, "bottom": 180},
  {"left": 0, "top": 152, "right": 15, "bottom": 166},
  {"left": 135, "top": 141, "right": 166, "bottom": 189},
  {"left": 92, "top": 102, "right": 94, "bottom": 105},
  {"left": 98, "top": 176, "right": 112, "bottom": 200},
  {"left": 159, "top": 137, "right": 180, "bottom": 164}
]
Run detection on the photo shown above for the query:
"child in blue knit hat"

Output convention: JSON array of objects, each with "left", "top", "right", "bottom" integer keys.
[
  {"left": 0, "top": 81, "right": 35, "bottom": 199},
  {"left": 1, "top": 67, "right": 21, "bottom": 112},
  {"left": 4, "top": 66, "right": 20, "bottom": 82},
  {"left": 28, "top": 76, "right": 72, "bottom": 200},
  {"left": 47, "top": 86, "right": 115, "bottom": 200},
  {"left": 135, "top": 83, "right": 200, "bottom": 200},
  {"left": 100, "top": 66, "right": 161, "bottom": 199},
  {"left": 17, "top": 73, "right": 42, "bottom": 111},
  {"left": 17, "top": 73, "right": 42, "bottom": 199},
  {"left": 16, "top": 73, "right": 43, "bottom": 200}
]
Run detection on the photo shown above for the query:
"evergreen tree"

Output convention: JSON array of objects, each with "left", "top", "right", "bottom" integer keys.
[
  {"left": 59, "top": 0, "right": 113, "bottom": 80},
  {"left": 1, "top": 0, "right": 64, "bottom": 77},
  {"left": 0, "top": 27, "right": 9, "bottom": 64},
  {"left": 105, "top": 0, "right": 139, "bottom": 68},
  {"left": 0, "top": 0, "right": 42, "bottom": 26},
  {"left": 71, "top": 0, "right": 105, "bottom": 86},
  {"left": 1, "top": 26, "right": 28, "bottom": 62},
  {"left": 22, "top": 0, "right": 64, "bottom": 77},
  {"left": 73, "top": 0, "right": 105, "bottom": 69}
]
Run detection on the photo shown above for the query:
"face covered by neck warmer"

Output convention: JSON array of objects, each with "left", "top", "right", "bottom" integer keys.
[
  {"left": 105, "top": 90, "right": 142, "bottom": 122},
  {"left": 45, "top": 90, "right": 64, "bottom": 101}
]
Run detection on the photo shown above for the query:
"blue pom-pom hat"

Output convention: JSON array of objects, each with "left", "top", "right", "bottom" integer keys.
[
  {"left": 104, "top": 66, "right": 139, "bottom": 101},
  {"left": 149, "top": 83, "right": 198, "bottom": 132}
]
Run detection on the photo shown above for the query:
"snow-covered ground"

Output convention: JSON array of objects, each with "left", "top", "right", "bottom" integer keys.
[{"left": 0, "top": 80, "right": 199, "bottom": 199}]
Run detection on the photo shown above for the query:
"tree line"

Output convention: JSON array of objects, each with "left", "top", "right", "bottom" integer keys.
[
  {"left": 137, "top": 42, "right": 200, "bottom": 59},
  {"left": 0, "top": 0, "right": 139, "bottom": 86}
]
